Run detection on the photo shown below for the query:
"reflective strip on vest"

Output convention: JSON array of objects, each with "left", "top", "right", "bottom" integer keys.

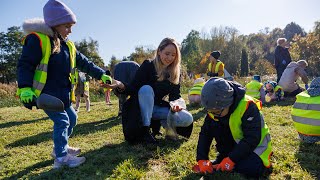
[
  {"left": 66, "top": 41, "right": 77, "bottom": 103},
  {"left": 245, "top": 80, "right": 263, "bottom": 99},
  {"left": 293, "top": 103, "right": 320, "bottom": 111},
  {"left": 229, "top": 95, "right": 272, "bottom": 167},
  {"left": 28, "top": 32, "right": 51, "bottom": 97},
  {"left": 291, "top": 91, "right": 320, "bottom": 136},
  {"left": 189, "top": 83, "right": 204, "bottom": 95},
  {"left": 208, "top": 61, "right": 224, "bottom": 77}
]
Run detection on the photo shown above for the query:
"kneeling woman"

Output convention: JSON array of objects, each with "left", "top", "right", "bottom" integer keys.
[{"left": 104, "top": 38, "right": 193, "bottom": 143}]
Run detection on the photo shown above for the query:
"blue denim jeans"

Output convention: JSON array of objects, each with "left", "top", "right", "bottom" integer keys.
[
  {"left": 44, "top": 106, "right": 78, "bottom": 158},
  {"left": 138, "top": 85, "right": 193, "bottom": 128}
]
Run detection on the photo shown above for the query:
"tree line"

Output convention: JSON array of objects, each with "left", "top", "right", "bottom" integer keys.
[{"left": 0, "top": 21, "right": 319, "bottom": 83}]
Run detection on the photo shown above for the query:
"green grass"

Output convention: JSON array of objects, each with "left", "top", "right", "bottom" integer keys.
[{"left": 0, "top": 95, "right": 319, "bottom": 180}]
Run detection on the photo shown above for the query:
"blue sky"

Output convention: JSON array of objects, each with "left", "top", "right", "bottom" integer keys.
[{"left": 1, "top": 0, "right": 319, "bottom": 65}]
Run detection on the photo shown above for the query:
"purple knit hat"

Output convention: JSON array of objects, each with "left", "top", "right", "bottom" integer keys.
[{"left": 43, "top": 0, "right": 77, "bottom": 27}]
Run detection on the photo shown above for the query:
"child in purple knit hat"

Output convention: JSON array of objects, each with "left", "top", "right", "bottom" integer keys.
[{"left": 17, "top": 0, "right": 112, "bottom": 169}]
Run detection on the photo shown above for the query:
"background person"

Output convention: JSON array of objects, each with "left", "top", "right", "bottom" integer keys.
[
  {"left": 75, "top": 71, "right": 91, "bottom": 112},
  {"left": 278, "top": 60, "right": 309, "bottom": 97},
  {"left": 16, "top": 0, "right": 112, "bottom": 169},
  {"left": 245, "top": 75, "right": 265, "bottom": 103},
  {"left": 188, "top": 77, "right": 205, "bottom": 105},
  {"left": 104, "top": 88, "right": 112, "bottom": 105},
  {"left": 264, "top": 81, "right": 284, "bottom": 102},
  {"left": 206, "top": 51, "right": 224, "bottom": 78},
  {"left": 274, "top": 38, "right": 292, "bottom": 83}
]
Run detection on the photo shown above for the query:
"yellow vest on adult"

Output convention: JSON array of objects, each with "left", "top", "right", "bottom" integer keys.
[
  {"left": 19, "top": 32, "right": 78, "bottom": 103},
  {"left": 245, "top": 80, "right": 263, "bottom": 99},
  {"left": 208, "top": 61, "right": 224, "bottom": 77},
  {"left": 291, "top": 91, "right": 320, "bottom": 136},
  {"left": 189, "top": 82, "right": 205, "bottom": 95},
  {"left": 208, "top": 95, "right": 272, "bottom": 167}
]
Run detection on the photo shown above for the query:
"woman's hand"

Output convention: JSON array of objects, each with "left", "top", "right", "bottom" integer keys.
[
  {"left": 100, "top": 79, "right": 124, "bottom": 90},
  {"left": 171, "top": 105, "right": 182, "bottom": 112}
]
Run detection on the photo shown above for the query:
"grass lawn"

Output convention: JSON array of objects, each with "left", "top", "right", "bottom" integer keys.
[{"left": 0, "top": 96, "right": 319, "bottom": 179}]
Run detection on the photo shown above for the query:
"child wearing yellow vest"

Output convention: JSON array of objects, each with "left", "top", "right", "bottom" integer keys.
[{"left": 188, "top": 77, "right": 205, "bottom": 105}]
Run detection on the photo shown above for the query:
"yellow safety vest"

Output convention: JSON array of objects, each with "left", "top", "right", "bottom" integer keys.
[
  {"left": 245, "top": 80, "right": 263, "bottom": 99},
  {"left": 208, "top": 61, "right": 224, "bottom": 77},
  {"left": 291, "top": 91, "right": 320, "bottom": 136},
  {"left": 84, "top": 81, "right": 89, "bottom": 92},
  {"left": 208, "top": 95, "right": 272, "bottom": 167},
  {"left": 189, "top": 82, "right": 205, "bottom": 95},
  {"left": 274, "top": 85, "right": 284, "bottom": 97},
  {"left": 18, "top": 32, "right": 78, "bottom": 103}
]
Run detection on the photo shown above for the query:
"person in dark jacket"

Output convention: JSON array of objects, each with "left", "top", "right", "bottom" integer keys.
[
  {"left": 16, "top": 0, "right": 111, "bottom": 169},
  {"left": 103, "top": 38, "right": 193, "bottom": 143},
  {"left": 113, "top": 60, "right": 140, "bottom": 116},
  {"left": 193, "top": 78, "right": 272, "bottom": 178},
  {"left": 274, "top": 38, "right": 292, "bottom": 83}
]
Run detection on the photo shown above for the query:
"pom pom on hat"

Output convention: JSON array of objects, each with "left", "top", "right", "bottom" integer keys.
[{"left": 43, "top": 0, "right": 77, "bottom": 27}]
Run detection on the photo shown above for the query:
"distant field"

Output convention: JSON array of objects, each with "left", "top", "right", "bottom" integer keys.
[{"left": 0, "top": 97, "right": 319, "bottom": 179}]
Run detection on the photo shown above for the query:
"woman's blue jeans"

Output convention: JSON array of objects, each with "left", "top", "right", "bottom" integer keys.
[
  {"left": 138, "top": 85, "right": 193, "bottom": 128},
  {"left": 44, "top": 106, "right": 77, "bottom": 158}
]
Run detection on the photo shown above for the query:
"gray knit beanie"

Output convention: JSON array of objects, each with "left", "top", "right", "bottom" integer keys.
[
  {"left": 307, "top": 77, "right": 320, "bottom": 97},
  {"left": 201, "top": 77, "right": 234, "bottom": 109},
  {"left": 43, "top": 0, "right": 77, "bottom": 27}
]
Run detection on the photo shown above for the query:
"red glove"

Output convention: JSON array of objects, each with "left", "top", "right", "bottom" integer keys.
[
  {"left": 193, "top": 160, "right": 214, "bottom": 174},
  {"left": 216, "top": 157, "right": 235, "bottom": 172}
]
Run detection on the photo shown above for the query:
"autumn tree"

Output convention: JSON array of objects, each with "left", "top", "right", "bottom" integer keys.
[
  {"left": 181, "top": 30, "right": 202, "bottom": 73},
  {"left": 0, "top": 26, "right": 24, "bottom": 83},
  {"left": 74, "top": 38, "right": 105, "bottom": 68},
  {"left": 253, "top": 59, "right": 275, "bottom": 76},
  {"left": 129, "top": 46, "right": 155, "bottom": 65},
  {"left": 240, "top": 48, "right": 249, "bottom": 77},
  {"left": 284, "top": 22, "right": 306, "bottom": 42}
]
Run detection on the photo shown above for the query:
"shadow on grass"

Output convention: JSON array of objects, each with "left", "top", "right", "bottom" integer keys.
[
  {"left": 182, "top": 168, "right": 272, "bottom": 180},
  {"left": 295, "top": 142, "right": 320, "bottom": 179},
  {"left": 6, "top": 138, "right": 186, "bottom": 179},
  {"left": 0, "top": 117, "right": 49, "bottom": 129},
  {"left": 262, "top": 98, "right": 295, "bottom": 108},
  {"left": 6, "top": 116, "right": 121, "bottom": 148}
]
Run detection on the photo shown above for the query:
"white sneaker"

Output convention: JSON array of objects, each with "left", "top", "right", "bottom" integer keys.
[
  {"left": 53, "top": 154, "right": 86, "bottom": 169},
  {"left": 51, "top": 147, "right": 81, "bottom": 158}
]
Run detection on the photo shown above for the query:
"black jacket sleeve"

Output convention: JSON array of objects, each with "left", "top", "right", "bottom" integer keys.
[
  {"left": 228, "top": 102, "right": 261, "bottom": 163},
  {"left": 75, "top": 51, "right": 107, "bottom": 80},
  {"left": 274, "top": 46, "right": 281, "bottom": 68},
  {"left": 196, "top": 115, "right": 215, "bottom": 161},
  {"left": 17, "top": 34, "right": 42, "bottom": 88},
  {"left": 123, "top": 60, "right": 153, "bottom": 95},
  {"left": 168, "top": 83, "right": 181, "bottom": 101}
]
